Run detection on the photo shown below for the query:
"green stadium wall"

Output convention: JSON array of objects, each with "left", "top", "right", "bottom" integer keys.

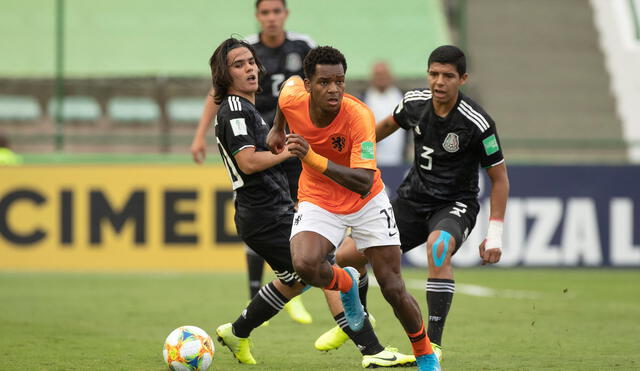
[{"left": 0, "top": 0, "right": 449, "bottom": 79}]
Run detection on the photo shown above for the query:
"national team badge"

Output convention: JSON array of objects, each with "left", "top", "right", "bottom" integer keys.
[
  {"left": 286, "top": 53, "right": 302, "bottom": 72},
  {"left": 330, "top": 134, "right": 347, "bottom": 152},
  {"left": 443, "top": 132, "right": 459, "bottom": 153}
]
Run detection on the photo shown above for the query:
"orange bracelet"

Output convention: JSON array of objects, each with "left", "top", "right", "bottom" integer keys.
[{"left": 303, "top": 147, "right": 328, "bottom": 173}]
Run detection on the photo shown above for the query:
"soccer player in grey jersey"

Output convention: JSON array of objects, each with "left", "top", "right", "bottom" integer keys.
[{"left": 317, "top": 45, "right": 510, "bottom": 364}]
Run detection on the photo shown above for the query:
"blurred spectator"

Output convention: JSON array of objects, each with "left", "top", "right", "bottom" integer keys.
[
  {"left": 0, "top": 135, "right": 22, "bottom": 166},
  {"left": 363, "top": 62, "right": 406, "bottom": 165}
]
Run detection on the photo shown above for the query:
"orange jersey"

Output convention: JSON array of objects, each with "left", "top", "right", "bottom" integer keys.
[{"left": 279, "top": 77, "right": 384, "bottom": 214}]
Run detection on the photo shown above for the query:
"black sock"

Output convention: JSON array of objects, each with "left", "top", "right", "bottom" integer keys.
[
  {"left": 426, "top": 278, "right": 455, "bottom": 346},
  {"left": 232, "top": 282, "right": 289, "bottom": 338},
  {"left": 334, "top": 312, "right": 383, "bottom": 355},
  {"left": 358, "top": 272, "right": 369, "bottom": 313},
  {"left": 245, "top": 248, "right": 265, "bottom": 299}
]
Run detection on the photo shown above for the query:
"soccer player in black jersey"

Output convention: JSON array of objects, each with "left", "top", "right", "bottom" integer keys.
[
  {"left": 317, "top": 45, "right": 510, "bottom": 363},
  {"left": 211, "top": 37, "right": 417, "bottom": 368},
  {"left": 191, "top": 0, "right": 315, "bottom": 324}
]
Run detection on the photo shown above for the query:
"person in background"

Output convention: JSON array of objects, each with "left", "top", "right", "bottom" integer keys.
[{"left": 362, "top": 62, "right": 406, "bottom": 166}]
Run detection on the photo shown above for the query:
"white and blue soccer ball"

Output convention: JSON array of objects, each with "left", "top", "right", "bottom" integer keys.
[{"left": 163, "top": 325, "right": 214, "bottom": 371}]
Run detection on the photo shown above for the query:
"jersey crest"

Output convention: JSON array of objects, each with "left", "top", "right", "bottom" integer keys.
[
  {"left": 443, "top": 132, "right": 460, "bottom": 153},
  {"left": 330, "top": 134, "right": 347, "bottom": 152}
]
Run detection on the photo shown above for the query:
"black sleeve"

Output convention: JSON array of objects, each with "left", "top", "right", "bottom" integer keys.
[
  {"left": 478, "top": 115, "right": 505, "bottom": 168},
  {"left": 218, "top": 110, "right": 257, "bottom": 156},
  {"left": 392, "top": 90, "right": 430, "bottom": 130}
]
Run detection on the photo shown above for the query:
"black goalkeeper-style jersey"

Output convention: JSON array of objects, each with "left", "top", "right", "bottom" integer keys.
[
  {"left": 215, "top": 94, "right": 294, "bottom": 221},
  {"left": 244, "top": 32, "right": 316, "bottom": 124},
  {"left": 392, "top": 89, "right": 504, "bottom": 206}
]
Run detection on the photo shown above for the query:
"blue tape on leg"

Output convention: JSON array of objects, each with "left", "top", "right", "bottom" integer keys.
[{"left": 432, "top": 231, "right": 452, "bottom": 267}]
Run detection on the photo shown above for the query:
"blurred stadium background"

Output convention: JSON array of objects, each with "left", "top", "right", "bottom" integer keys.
[{"left": 1, "top": 0, "right": 639, "bottom": 369}]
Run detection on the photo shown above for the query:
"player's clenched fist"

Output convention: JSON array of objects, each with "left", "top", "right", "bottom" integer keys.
[
  {"left": 285, "top": 134, "right": 310, "bottom": 159},
  {"left": 267, "top": 126, "right": 286, "bottom": 154}
]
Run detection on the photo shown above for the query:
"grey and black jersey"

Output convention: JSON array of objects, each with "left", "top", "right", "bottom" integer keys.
[
  {"left": 244, "top": 32, "right": 315, "bottom": 124},
  {"left": 392, "top": 89, "right": 504, "bottom": 206},
  {"left": 215, "top": 94, "right": 294, "bottom": 222}
]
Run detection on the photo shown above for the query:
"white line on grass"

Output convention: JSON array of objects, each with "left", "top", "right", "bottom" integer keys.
[{"left": 369, "top": 277, "right": 542, "bottom": 299}]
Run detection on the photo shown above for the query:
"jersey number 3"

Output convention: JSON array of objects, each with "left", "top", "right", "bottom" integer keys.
[{"left": 420, "top": 146, "right": 434, "bottom": 171}]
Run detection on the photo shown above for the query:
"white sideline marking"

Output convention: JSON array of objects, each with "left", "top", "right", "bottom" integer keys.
[{"left": 369, "top": 277, "right": 542, "bottom": 299}]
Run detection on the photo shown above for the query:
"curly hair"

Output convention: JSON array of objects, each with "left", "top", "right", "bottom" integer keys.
[
  {"left": 303, "top": 46, "right": 347, "bottom": 79},
  {"left": 209, "top": 38, "right": 265, "bottom": 104}
]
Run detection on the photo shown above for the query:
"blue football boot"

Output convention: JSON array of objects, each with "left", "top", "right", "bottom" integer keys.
[
  {"left": 339, "top": 267, "right": 365, "bottom": 331},
  {"left": 416, "top": 353, "right": 441, "bottom": 371}
]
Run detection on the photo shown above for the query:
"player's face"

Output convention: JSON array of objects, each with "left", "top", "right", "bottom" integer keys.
[
  {"left": 306, "top": 64, "right": 345, "bottom": 113},
  {"left": 256, "top": 0, "right": 288, "bottom": 38},
  {"left": 427, "top": 62, "right": 468, "bottom": 105},
  {"left": 227, "top": 47, "right": 259, "bottom": 97}
]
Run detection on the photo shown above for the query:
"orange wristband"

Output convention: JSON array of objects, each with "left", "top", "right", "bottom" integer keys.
[{"left": 303, "top": 147, "right": 328, "bottom": 173}]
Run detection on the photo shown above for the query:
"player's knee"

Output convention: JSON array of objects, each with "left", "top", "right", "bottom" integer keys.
[
  {"left": 426, "top": 231, "right": 455, "bottom": 266},
  {"left": 292, "top": 257, "right": 317, "bottom": 283}
]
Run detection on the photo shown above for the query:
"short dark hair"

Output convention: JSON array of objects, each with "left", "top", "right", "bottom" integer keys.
[
  {"left": 428, "top": 45, "right": 466, "bottom": 77},
  {"left": 303, "top": 46, "right": 347, "bottom": 79},
  {"left": 209, "top": 38, "right": 264, "bottom": 105},
  {"left": 255, "top": 0, "right": 286, "bottom": 9}
]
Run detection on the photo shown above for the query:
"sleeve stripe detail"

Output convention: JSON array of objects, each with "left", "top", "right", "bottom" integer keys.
[
  {"left": 403, "top": 90, "right": 431, "bottom": 99},
  {"left": 231, "top": 145, "right": 255, "bottom": 155},
  {"left": 460, "top": 101, "right": 490, "bottom": 130},
  {"left": 405, "top": 96, "right": 431, "bottom": 103},
  {"left": 228, "top": 96, "right": 242, "bottom": 112},
  {"left": 484, "top": 159, "right": 505, "bottom": 168},
  {"left": 286, "top": 32, "right": 317, "bottom": 48},
  {"left": 458, "top": 101, "right": 489, "bottom": 132}
]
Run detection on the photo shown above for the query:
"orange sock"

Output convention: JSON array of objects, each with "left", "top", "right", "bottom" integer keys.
[
  {"left": 323, "top": 266, "right": 353, "bottom": 293},
  {"left": 407, "top": 322, "right": 433, "bottom": 357}
]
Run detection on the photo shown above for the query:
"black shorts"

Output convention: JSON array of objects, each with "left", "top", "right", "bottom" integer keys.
[
  {"left": 237, "top": 211, "right": 333, "bottom": 285},
  {"left": 237, "top": 213, "right": 301, "bottom": 286},
  {"left": 393, "top": 197, "right": 479, "bottom": 255}
]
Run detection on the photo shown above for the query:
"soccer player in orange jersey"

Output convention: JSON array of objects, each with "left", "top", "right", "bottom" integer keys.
[{"left": 267, "top": 46, "right": 441, "bottom": 371}]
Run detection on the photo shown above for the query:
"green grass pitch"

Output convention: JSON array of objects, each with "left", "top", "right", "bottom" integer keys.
[{"left": 1, "top": 268, "right": 639, "bottom": 370}]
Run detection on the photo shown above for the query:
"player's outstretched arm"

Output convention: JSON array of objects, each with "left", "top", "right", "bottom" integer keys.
[
  {"left": 234, "top": 147, "right": 293, "bottom": 175},
  {"left": 375, "top": 115, "right": 401, "bottom": 142},
  {"left": 286, "top": 134, "right": 374, "bottom": 197},
  {"left": 267, "top": 106, "right": 287, "bottom": 154},
  {"left": 479, "top": 162, "right": 510, "bottom": 265},
  {"left": 191, "top": 88, "right": 220, "bottom": 164}
]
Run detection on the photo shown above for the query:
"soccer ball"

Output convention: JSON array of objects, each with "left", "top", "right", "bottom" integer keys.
[{"left": 163, "top": 325, "right": 215, "bottom": 371}]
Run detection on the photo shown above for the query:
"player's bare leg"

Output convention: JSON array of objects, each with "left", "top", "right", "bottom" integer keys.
[
  {"left": 290, "top": 231, "right": 336, "bottom": 287},
  {"left": 291, "top": 231, "right": 366, "bottom": 331},
  {"left": 364, "top": 245, "right": 422, "bottom": 332},
  {"left": 365, "top": 245, "right": 440, "bottom": 370}
]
